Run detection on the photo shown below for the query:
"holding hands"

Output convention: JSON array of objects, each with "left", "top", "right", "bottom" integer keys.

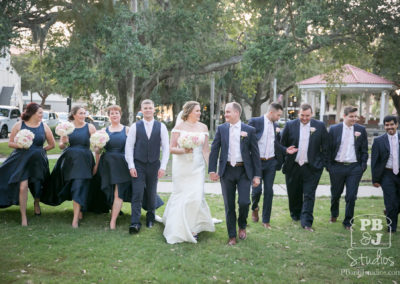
[{"left": 286, "top": 145, "right": 298, "bottom": 155}]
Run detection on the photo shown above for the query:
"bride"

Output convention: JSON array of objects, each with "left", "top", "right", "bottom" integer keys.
[{"left": 163, "top": 101, "right": 215, "bottom": 244}]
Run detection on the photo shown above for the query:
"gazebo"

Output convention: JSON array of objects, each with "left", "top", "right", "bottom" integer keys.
[{"left": 297, "top": 64, "right": 396, "bottom": 125}]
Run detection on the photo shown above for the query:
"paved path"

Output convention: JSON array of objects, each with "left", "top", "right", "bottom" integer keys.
[
  {"left": 1, "top": 154, "right": 382, "bottom": 197},
  {"left": 158, "top": 182, "right": 383, "bottom": 197}
]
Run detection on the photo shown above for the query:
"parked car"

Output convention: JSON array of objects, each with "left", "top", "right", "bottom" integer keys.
[
  {"left": 42, "top": 111, "right": 59, "bottom": 128},
  {"left": 0, "top": 105, "right": 21, "bottom": 138},
  {"left": 92, "top": 115, "right": 110, "bottom": 129},
  {"left": 56, "top": 112, "right": 69, "bottom": 122}
]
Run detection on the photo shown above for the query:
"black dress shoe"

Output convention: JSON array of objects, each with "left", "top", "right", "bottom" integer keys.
[
  {"left": 129, "top": 225, "right": 140, "bottom": 234},
  {"left": 146, "top": 221, "right": 154, "bottom": 228}
]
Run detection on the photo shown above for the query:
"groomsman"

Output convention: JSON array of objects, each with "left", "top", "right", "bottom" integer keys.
[
  {"left": 209, "top": 102, "right": 261, "bottom": 245},
  {"left": 248, "top": 103, "right": 297, "bottom": 228},
  {"left": 125, "top": 99, "right": 170, "bottom": 234},
  {"left": 327, "top": 106, "right": 368, "bottom": 230},
  {"left": 280, "top": 103, "right": 328, "bottom": 231},
  {"left": 371, "top": 115, "right": 400, "bottom": 233}
]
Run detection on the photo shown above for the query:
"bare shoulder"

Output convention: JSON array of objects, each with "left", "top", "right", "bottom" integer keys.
[
  {"left": 88, "top": 123, "right": 97, "bottom": 133},
  {"left": 11, "top": 121, "right": 22, "bottom": 131},
  {"left": 198, "top": 122, "right": 208, "bottom": 132}
]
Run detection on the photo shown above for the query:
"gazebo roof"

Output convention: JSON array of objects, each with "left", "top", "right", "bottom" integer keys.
[{"left": 297, "top": 65, "right": 395, "bottom": 94}]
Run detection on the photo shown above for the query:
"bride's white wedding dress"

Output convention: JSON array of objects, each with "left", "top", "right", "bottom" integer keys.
[{"left": 163, "top": 129, "right": 215, "bottom": 244}]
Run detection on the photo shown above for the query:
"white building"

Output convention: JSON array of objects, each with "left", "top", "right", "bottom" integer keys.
[{"left": 0, "top": 49, "right": 23, "bottom": 110}]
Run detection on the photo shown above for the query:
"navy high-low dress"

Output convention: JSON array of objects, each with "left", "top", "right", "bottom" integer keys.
[
  {"left": 0, "top": 121, "right": 49, "bottom": 208},
  {"left": 41, "top": 123, "right": 94, "bottom": 208}
]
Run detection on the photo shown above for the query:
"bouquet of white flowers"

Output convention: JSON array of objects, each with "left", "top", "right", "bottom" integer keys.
[
  {"left": 178, "top": 132, "right": 204, "bottom": 149},
  {"left": 90, "top": 130, "right": 110, "bottom": 153},
  {"left": 55, "top": 121, "right": 75, "bottom": 137},
  {"left": 14, "top": 129, "right": 35, "bottom": 149}
]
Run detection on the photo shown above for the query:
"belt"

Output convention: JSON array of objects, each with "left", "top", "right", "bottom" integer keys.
[
  {"left": 227, "top": 162, "right": 244, "bottom": 167},
  {"left": 334, "top": 161, "right": 357, "bottom": 166},
  {"left": 261, "top": 157, "right": 275, "bottom": 161},
  {"left": 385, "top": 168, "right": 394, "bottom": 171}
]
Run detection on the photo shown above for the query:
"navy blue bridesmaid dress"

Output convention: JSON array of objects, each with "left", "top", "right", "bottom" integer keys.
[
  {"left": 0, "top": 121, "right": 49, "bottom": 208},
  {"left": 41, "top": 123, "right": 94, "bottom": 209}
]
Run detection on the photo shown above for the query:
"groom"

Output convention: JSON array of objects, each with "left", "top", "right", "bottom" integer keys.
[
  {"left": 209, "top": 102, "right": 261, "bottom": 245},
  {"left": 125, "top": 99, "right": 170, "bottom": 234}
]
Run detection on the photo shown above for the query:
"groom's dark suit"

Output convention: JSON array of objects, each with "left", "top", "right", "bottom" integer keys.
[
  {"left": 327, "top": 123, "right": 368, "bottom": 227},
  {"left": 280, "top": 118, "right": 328, "bottom": 228},
  {"left": 371, "top": 132, "right": 400, "bottom": 232},
  {"left": 248, "top": 116, "right": 285, "bottom": 224},
  {"left": 209, "top": 122, "right": 261, "bottom": 238}
]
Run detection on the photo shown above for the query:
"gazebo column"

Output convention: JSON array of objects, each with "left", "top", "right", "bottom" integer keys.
[
  {"left": 385, "top": 92, "right": 389, "bottom": 115},
  {"left": 365, "top": 94, "right": 371, "bottom": 123},
  {"left": 379, "top": 91, "right": 386, "bottom": 126},
  {"left": 336, "top": 93, "right": 341, "bottom": 123},
  {"left": 320, "top": 89, "right": 325, "bottom": 121},
  {"left": 301, "top": 90, "right": 307, "bottom": 103},
  {"left": 311, "top": 92, "right": 316, "bottom": 113},
  {"left": 359, "top": 93, "right": 364, "bottom": 120}
]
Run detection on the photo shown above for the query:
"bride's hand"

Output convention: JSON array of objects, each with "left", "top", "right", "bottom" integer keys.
[{"left": 183, "top": 148, "right": 193, "bottom": 154}]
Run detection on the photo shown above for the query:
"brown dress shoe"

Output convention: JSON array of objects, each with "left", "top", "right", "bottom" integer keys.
[
  {"left": 344, "top": 225, "right": 353, "bottom": 231},
  {"left": 263, "top": 223, "right": 271, "bottom": 229},
  {"left": 238, "top": 228, "right": 247, "bottom": 240},
  {"left": 228, "top": 237, "right": 237, "bottom": 245},
  {"left": 304, "top": 226, "right": 314, "bottom": 232},
  {"left": 329, "top": 217, "right": 337, "bottom": 223},
  {"left": 252, "top": 208, "right": 259, "bottom": 222}
]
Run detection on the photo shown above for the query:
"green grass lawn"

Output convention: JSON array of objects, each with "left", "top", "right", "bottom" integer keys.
[
  {"left": 0, "top": 195, "right": 398, "bottom": 283},
  {"left": 0, "top": 142, "right": 63, "bottom": 157}
]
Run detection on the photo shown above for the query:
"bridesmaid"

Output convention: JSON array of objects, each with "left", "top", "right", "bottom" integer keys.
[
  {"left": 42, "top": 105, "right": 96, "bottom": 228},
  {"left": 0, "top": 103, "right": 55, "bottom": 226},
  {"left": 93, "top": 105, "right": 164, "bottom": 229}
]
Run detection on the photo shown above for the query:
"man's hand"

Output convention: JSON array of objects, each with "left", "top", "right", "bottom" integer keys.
[
  {"left": 158, "top": 169, "right": 165, "bottom": 179},
  {"left": 130, "top": 168, "right": 138, "bottom": 178},
  {"left": 252, "top": 177, "right": 260, "bottom": 187},
  {"left": 286, "top": 146, "right": 298, "bottom": 155},
  {"left": 209, "top": 172, "right": 219, "bottom": 182},
  {"left": 61, "top": 135, "right": 69, "bottom": 144},
  {"left": 373, "top": 183, "right": 381, "bottom": 188}
]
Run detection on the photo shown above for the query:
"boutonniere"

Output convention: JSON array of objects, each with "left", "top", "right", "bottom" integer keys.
[
  {"left": 310, "top": 127, "right": 316, "bottom": 135},
  {"left": 275, "top": 127, "right": 281, "bottom": 134},
  {"left": 354, "top": 131, "right": 361, "bottom": 139},
  {"left": 240, "top": 131, "right": 248, "bottom": 139}
]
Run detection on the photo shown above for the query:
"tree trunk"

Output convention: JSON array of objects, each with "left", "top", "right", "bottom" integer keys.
[
  {"left": 251, "top": 83, "right": 263, "bottom": 117},
  {"left": 118, "top": 78, "right": 129, "bottom": 125},
  {"left": 390, "top": 91, "right": 400, "bottom": 116},
  {"left": 38, "top": 92, "right": 48, "bottom": 107}
]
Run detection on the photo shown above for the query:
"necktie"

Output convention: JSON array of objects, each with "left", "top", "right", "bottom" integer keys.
[
  {"left": 392, "top": 136, "right": 399, "bottom": 175},
  {"left": 339, "top": 128, "right": 350, "bottom": 162},
  {"left": 265, "top": 122, "right": 270, "bottom": 158},
  {"left": 230, "top": 125, "right": 237, "bottom": 166},
  {"left": 298, "top": 126, "right": 307, "bottom": 166}
]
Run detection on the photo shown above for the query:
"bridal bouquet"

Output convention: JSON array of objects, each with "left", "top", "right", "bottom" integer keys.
[
  {"left": 90, "top": 130, "right": 110, "bottom": 153},
  {"left": 178, "top": 132, "right": 205, "bottom": 149},
  {"left": 14, "top": 129, "right": 35, "bottom": 149},
  {"left": 55, "top": 121, "right": 75, "bottom": 137}
]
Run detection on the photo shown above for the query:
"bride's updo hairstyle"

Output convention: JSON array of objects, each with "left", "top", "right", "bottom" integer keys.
[{"left": 181, "top": 101, "right": 200, "bottom": 121}]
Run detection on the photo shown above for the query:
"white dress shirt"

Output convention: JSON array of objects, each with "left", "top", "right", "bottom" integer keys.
[
  {"left": 258, "top": 115, "right": 275, "bottom": 159},
  {"left": 385, "top": 132, "right": 399, "bottom": 170},
  {"left": 335, "top": 124, "right": 357, "bottom": 163},
  {"left": 228, "top": 120, "right": 243, "bottom": 163},
  {"left": 295, "top": 122, "right": 310, "bottom": 164},
  {"left": 125, "top": 119, "right": 170, "bottom": 170}
]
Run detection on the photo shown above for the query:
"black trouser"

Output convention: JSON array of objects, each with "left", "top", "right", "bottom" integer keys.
[
  {"left": 329, "top": 162, "right": 363, "bottom": 227},
  {"left": 130, "top": 160, "right": 160, "bottom": 227},
  {"left": 381, "top": 169, "right": 400, "bottom": 232},
  {"left": 220, "top": 164, "right": 251, "bottom": 238},
  {"left": 285, "top": 163, "right": 323, "bottom": 227},
  {"left": 251, "top": 159, "right": 277, "bottom": 223}
]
